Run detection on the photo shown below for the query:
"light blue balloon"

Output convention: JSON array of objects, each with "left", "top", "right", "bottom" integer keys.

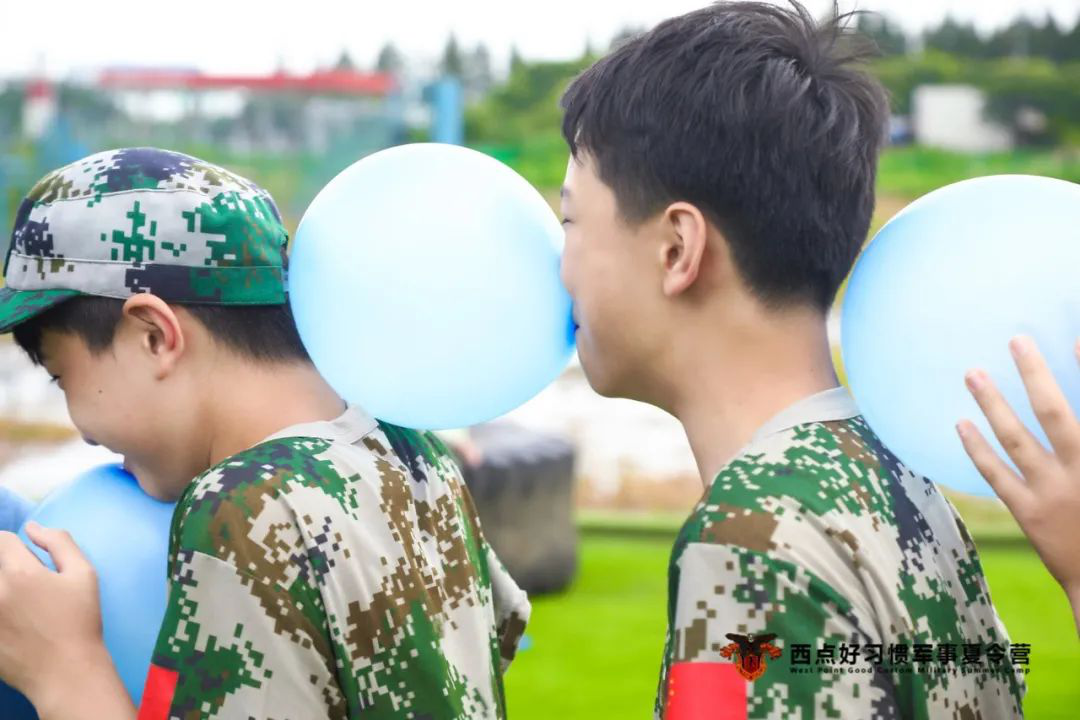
[
  {"left": 842, "top": 175, "right": 1080, "bottom": 497},
  {"left": 14, "top": 464, "right": 174, "bottom": 707},
  {"left": 290, "top": 143, "right": 574, "bottom": 430}
]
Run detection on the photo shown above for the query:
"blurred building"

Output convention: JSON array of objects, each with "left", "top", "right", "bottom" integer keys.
[
  {"left": 95, "top": 67, "right": 404, "bottom": 155},
  {"left": 21, "top": 79, "right": 56, "bottom": 140},
  {"left": 912, "top": 84, "right": 1014, "bottom": 153},
  {"left": 1, "top": 65, "right": 467, "bottom": 230}
]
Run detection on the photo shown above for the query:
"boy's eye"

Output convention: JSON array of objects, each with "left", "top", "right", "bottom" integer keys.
[
  {"left": 561, "top": 218, "right": 572, "bottom": 226},
  {"left": 48, "top": 375, "right": 61, "bottom": 385}
]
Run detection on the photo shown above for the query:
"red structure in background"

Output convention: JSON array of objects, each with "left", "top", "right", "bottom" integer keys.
[{"left": 97, "top": 68, "right": 396, "bottom": 96}]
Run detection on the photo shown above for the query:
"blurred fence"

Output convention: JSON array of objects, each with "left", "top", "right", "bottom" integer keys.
[{"left": 0, "top": 74, "right": 460, "bottom": 237}]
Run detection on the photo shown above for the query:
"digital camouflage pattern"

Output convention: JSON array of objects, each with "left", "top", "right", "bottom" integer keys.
[
  {"left": 140, "top": 406, "right": 530, "bottom": 720},
  {"left": 0, "top": 147, "right": 289, "bottom": 331},
  {"left": 657, "top": 388, "right": 1025, "bottom": 720}
]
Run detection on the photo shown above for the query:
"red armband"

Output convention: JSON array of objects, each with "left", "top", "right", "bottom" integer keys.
[
  {"left": 665, "top": 662, "right": 747, "bottom": 720},
  {"left": 136, "top": 664, "right": 179, "bottom": 720}
]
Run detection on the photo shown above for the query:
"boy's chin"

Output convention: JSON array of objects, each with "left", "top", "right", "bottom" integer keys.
[
  {"left": 121, "top": 458, "right": 142, "bottom": 481},
  {"left": 579, "top": 356, "right": 625, "bottom": 399},
  {"left": 123, "top": 461, "right": 167, "bottom": 500}
]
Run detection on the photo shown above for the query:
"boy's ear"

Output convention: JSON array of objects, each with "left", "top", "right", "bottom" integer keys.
[
  {"left": 121, "top": 294, "right": 185, "bottom": 376},
  {"left": 659, "top": 201, "right": 710, "bottom": 297}
]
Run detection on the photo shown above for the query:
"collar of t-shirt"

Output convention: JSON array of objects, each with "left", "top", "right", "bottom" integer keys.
[
  {"left": 258, "top": 405, "right": 379, "bottom": 447},
  {"left": 749, "top": 386, "right": 860, "bottom": 443}
]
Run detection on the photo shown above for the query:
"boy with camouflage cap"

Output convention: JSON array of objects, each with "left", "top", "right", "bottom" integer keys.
[
  {"left": 558, "top": 3, "right": 1024, "bottom": 718},
  {"left": 0, "top": 147, "right": 529, "bottom": 720}
]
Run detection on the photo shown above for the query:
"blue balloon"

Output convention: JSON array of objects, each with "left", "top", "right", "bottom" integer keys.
[
  {"left": 5, "top": 465, "right": 174, "bottom": 710},
  {"left": 842, "top": 175, "right": 1080, "bottom": 496},
  {"left": 289, "top": 143, "right": 574, "bottom": 430}
]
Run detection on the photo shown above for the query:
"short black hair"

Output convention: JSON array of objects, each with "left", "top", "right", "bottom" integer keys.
[
  {"left": 12, "top": 296, "right": 311, "bottom": 366},
  {"left": 561, "top": 1, "right": 889, "bottom": 311}
]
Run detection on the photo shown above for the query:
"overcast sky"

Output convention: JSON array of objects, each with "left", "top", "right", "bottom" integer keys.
[{"left": 2, "top": 0, "right": 1078, "bottom": 79}]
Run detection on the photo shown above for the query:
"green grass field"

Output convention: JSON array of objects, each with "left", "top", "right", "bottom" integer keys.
[
  {"left": 876, "top": 147, "right": 1080, "bottom": 199},
  {"left": 505, "top": 528, "right": 1079, "bottom": 719}
]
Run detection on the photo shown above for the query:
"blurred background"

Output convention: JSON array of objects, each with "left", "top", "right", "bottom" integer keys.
[{"left": 1, "top": 1, "right": 1078, "bottom": 717}]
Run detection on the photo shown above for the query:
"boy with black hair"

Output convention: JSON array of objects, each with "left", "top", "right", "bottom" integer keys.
[
  {"left": 558, "top": 3, "right": 1024, "bottom": 717},
  {"left": 0, "top": 147, "right": 528, "bottom": 720}
]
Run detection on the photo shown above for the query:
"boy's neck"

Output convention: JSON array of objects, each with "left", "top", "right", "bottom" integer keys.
[
  {"left": 201, "top": 359, "right": 346, "bottom": 470},
  {"left": 667, "top": 305, "right": 839, "bottom": 488}
]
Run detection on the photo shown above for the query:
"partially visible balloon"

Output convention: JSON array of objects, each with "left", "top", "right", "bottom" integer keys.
[
  {"left": 290, "top": 143, "right": 574, "bottom": 430},
  {"left": 1, "top": 464, "right": 175, "bottom": 713},
  {"left": 842, "top": 175, "right": 1080, "bottom": 496}
]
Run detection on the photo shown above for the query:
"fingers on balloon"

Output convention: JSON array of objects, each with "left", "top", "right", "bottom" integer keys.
[
  {"left": 26, "top": 525, "right": 88, "bottom": 574},
  {"left": 1008, "top": 335, "right": 1080, "bottom": 464},
  {"left": 0, "top": 531, "right": 36, "bottom": 572},
  {"left": 963, "top": 368, "right": 1048, "bottom": 478},
  {"left": 955, "top": 420, "right": 1027, "bottom": 509}
]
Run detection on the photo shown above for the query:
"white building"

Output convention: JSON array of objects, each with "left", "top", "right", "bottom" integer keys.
[{"left": 912, "top": 84, "right": 1013, "bottom": 153}]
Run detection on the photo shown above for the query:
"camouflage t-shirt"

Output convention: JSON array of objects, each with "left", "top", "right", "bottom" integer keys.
[
  {"left": 656, "top": 388, "right": 1025, "bottom": 719},
  {"left": 137, "top": 406, "right": 530, "bottom": 720}
]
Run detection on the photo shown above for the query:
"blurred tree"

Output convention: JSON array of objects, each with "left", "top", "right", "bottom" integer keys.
[
  {"left": 916, "top": 13, "right": 1080, "bottom": 61},
  {"left": 609, "top": 26, "right": 644, "bottom": 51},
  {"left": 464, "top": 43, "right": 494, "bottom": 99},
  {"left": 1030, "top": 16, "right": 1068, "bottom": 61},
  {"left": 466, "top": 56, "right": 592, "bottom": 144},
  {"left": 982, "top": 58, "right": 1080, "bottom": 145},
  {"left": 509, "top": 45, "right": 525, "bottom": 74},
  {"left": 855, "top": 12, "right": 908, "bottom": 56},
  {"left": 333, "top": 51, "right": 357, "bottom": 72},
  {"left": 440, "top": 34, "right": 465, "bottom": 77},
  {"left": 582, "top": 37, "right": 596, "bottom": 61},
  {"left": 870, "top": 50, "right": 966, "bottom": 114},
  {"left": 465, "top": 54, "right": 595, "bottom": 186},
  {"left": 460, "top": 11, "right": 1080, "bottom": 194},
  {"left": 55, "top": 83, "right": 120, "bottom": 130},
  {"left": 0, "top": 85, "right": 23, "bottom": 137},
  {"left": 1065, "top": 18, "right": 1080, "bottom": 62},
  {"left": 375, "top": 42, "right": 405, "bottom": 74},
  {"left": 986, "top": 17, "right": 1037, "bottom": 58},
  {"left": 924, "top": 16, "right": 987, "bottom": 57},
  {"left": 236, "top": 94, "right": 305, "bottom": 148}
]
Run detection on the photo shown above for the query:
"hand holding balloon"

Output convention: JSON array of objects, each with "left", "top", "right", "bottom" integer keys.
[
  {"left": 0, "top": 465, "right": 173, "bottom": 719},
  {"left": 0, "top": 524, "right": 133, "bottom": 718},
  {"left": 957, "top": 335, "right": 1080, "bottom": 636},
  {"left": 842, "top": 175, "right": 1080, "bottom": 496}
]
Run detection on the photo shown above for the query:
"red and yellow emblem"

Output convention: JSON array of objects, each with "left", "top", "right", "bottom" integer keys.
[{"left": 719, "top": 632, "right": 782, "bottom": 681}]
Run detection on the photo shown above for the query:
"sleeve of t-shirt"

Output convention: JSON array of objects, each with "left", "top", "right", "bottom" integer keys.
[
  {"left": 486, "top": 543, "right": 531, "bottom": 673},
  {"left": 137, "top": 513, "right": 342, "bottom": 719},
  {"left": 659, "top": 539, "right": 901, "bottom": 720}
]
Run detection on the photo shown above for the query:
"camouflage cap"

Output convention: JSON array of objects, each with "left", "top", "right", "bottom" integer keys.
[{"left": 0, "top": 147, "right": 289, "bottom": 332}]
